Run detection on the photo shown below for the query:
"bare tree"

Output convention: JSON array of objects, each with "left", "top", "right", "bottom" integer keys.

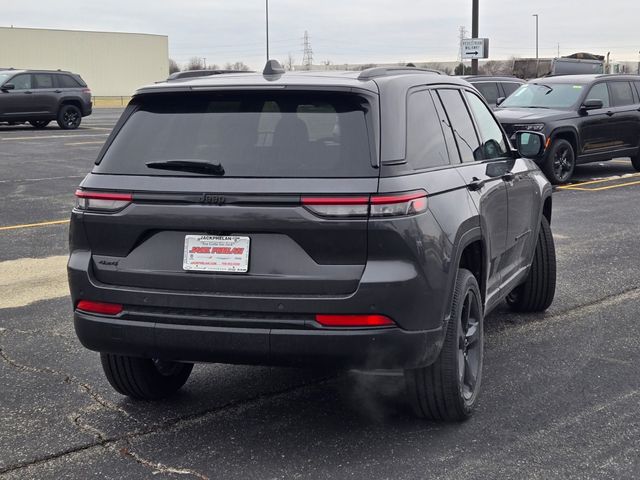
[
  {"left": 169, "top": 58, "right": 180, "bottom": 74},
  {"left": 285, "top": 53, "right": 295, "bottom": 71},
  {"left": 224, "top": 61, "right": 251, "bottom": 71},
  {"left": 479, "top": 60, "right": 511, "bottom": 75},
  {"left": 186, "top": 57, "right": 204, "bottom": 71}
]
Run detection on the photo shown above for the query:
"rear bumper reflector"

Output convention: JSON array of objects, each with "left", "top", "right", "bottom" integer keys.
[{"left": 315, "top": 314, "right": 395, "bottom": 327}]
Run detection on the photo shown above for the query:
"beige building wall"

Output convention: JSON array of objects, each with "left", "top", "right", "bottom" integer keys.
[{"left": 0, "top": 27, "right": 168, "bottom": 96}]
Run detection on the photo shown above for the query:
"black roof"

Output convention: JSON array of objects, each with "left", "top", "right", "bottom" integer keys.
[
  {"left": 461, "top": 75, "right": 525, "bottom": 82},
  {"left": 529, "top": 73, "right": 640, "bottom": 84}
]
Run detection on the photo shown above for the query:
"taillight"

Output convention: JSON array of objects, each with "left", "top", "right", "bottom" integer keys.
[
  {"left": 315, "top": 314, "right": 395, "bottom": 327},
  {"left": 82, "top": 88, "right": 91, "bottom": 94},
  {"left": 75, "top": 190, "right": 132, "bottom": 211},
  {"left": 302, "top": 191, "right": 427, "bottom": 218},
  {"left": 76, "top": 300, "right": 123, "bottom": 315}
]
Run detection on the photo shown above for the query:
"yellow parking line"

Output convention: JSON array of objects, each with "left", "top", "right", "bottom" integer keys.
[
  {"left": 586, "top": 180, "right": 640, "bottom": 191},
  {"left": 557, "top": 173, "right": 640, "bottom": 190},
  {"left": 0, "top": 219, "right": 69, "bottom": 231}
]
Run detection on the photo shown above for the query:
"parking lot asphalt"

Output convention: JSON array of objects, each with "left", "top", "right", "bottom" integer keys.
[{"left": 1, "top": 109, "right": 639, "bottom": 479}]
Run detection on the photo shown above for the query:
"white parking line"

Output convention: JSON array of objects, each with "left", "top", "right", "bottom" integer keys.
[{"left": 1, "top": 133, "right": 109, "bottom": 141}]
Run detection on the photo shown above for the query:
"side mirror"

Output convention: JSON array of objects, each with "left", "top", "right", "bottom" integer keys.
[
  {"left": 496, "top": 96, "right": 506, "bottom": 106},
  {"left": 581, "top": 99, "right": 603, "bottom": 111},
  {"left": 1, "top": 83, "right": 15, "bottom": 92},
  {"left": 515, "top": 131, "right": 545, "bottom": 158}
]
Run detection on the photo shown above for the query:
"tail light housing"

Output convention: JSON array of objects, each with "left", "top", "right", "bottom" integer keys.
[
  {"left": 75, "top": 190, "right": 132, "bottom": 211},
  {"left": 315, "top": 314, "right": 395, "bottom": 327},
  {"left": 302, "top": 191, "right": 427, "bottom": 218}
]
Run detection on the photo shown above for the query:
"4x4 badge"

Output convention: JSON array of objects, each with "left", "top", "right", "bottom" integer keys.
[{"left": 201, "top": 194, "right": 226, "bottom": 205}]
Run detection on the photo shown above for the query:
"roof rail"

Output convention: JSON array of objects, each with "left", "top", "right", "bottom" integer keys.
[{"left": 358, "top": 66, "right": 442, "bottom": 80}]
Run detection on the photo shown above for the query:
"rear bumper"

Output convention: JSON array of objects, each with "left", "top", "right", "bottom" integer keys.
[{"left": 74, "top": 310, "right": 442, "bottom": 369}]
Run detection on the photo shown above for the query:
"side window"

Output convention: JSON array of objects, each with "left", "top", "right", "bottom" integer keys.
[
  {"left": 34, "top": 74, "right": 54, "bottom": 89},
  {"left": 609, "top": 81, "right": 634, "bottom": 107},
  {"left": 430, "top": 91, "right": 461, "bottom": 163},
  {"left": 473, "top": 82, "right": 499, "bottom": 105},
  {"left": 57, "top": 74, "right": 81, "bottom": 88},
  {"left": 585, "top": 83, "right": 610, "bottom": 108},
  {"left": 405, "top": 90, "right": 450, "bottom": 169},
  {"left": 502, "top": 82, "right": 521, "bottom": 97},
  {"left": 10, "top": 74, "right": 32, "bottom": 90},
  {"left": 465, "top": 91, "right": 509, "bottom": 159},
  {"left": 437, "top": 89, "right": 481, "bottom": 163}
]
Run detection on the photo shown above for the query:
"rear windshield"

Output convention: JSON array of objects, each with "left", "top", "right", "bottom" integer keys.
[{"left": 95, "top": 91, "right": 375, "bottom": 178}]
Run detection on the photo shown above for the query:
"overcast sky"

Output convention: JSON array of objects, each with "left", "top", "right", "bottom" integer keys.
[{"left": 4, "top": 1, "right": 640, "bottom": 68}]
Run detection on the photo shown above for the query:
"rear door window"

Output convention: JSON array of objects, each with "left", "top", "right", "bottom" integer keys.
[
  {"left": 473, "top": 82, "right": 500, "bottom": 105},
  {"left": 585, "top": 83, "right": 610, "bottom": 108},
  {"left": 609, "top": 81, "right": 635, "bottom": 107},
  {"left": 34, "top": 74, "right": 54, "bottom": 89},
  {"left": 501, "top": 82, "right": 522, "bottom": 97},
  {"left": 437, "top": 89, "right": 481, "bottom": 163},
  {"left": 405, "top": 90, "right": 450, "bottom": 169},
  {"left": 96, "top": 92, "right": 376, "bottom": 178}
]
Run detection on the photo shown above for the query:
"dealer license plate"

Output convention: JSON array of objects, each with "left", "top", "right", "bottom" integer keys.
[{"left": 183, "top": 235, "right": 250, "bottom": 273}]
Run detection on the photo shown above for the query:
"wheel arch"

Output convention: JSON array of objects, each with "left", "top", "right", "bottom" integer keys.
[{"left": 549, "top": 127, "right": 579, "bottom": 156}]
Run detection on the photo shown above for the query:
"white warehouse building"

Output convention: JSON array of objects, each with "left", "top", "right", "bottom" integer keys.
[{"left": 0, "top": 26, "right": 168, "bottom": 97}]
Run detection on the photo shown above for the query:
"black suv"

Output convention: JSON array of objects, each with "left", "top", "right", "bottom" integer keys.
[
  {"left": 0, "top": 69, "right": 92, "bottom": 129},
  {"left": 68, "top": 63, "right": 556, "bottom": 421},
  {"left": 462, "top": 76, "right": 525, "bottom": 109},
  {"left": 495, "top": 74, "right": 640, "bottom": 183}
]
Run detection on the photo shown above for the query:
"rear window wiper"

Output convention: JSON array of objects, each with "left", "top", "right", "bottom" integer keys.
[{"left": 145, "top": 160, "right": 225, "bottom": 176}]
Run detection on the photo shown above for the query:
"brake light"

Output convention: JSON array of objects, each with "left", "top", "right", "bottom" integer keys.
[
  {"left": 75, "top": 190, "right": 132, "bottom": 211},
  {"left": 301, "top": 191, "right": 427, "bottom": 218},
  {"left": 82, "top": 88, "right": 91, "bottom": 94},
  {"left": 76, "top": 300, "right": 123, "bottom": 315}
]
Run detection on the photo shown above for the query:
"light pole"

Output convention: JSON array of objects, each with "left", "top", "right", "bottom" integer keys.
[
  {"left": 471, "top": 0, "right": 479, "bottom": 75},
  {"left": 266, "top": 0, "right": 270, "bottom": 61},
  {"left": 533, "top": 14, "right": 539, "bottom": 60}
]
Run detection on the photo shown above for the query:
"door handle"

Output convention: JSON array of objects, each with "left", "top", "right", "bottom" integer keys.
[
  {"left": 606, "top": 110, "right": 614, "bottom": 116},
  {"left": 502, "top": 172, "right": 515, "bottom": 182},
  {"left": 468, "top": 177, "right": 486, "bottom": 191},
  {"left": 54, "top": 90, "right": 62, "bottom": 93},
  {"left": 24, "top": 91, "right": 33, "bottom": 94}
]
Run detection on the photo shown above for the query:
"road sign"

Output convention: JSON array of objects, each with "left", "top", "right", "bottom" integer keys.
[{"left": 462, "top": 38, "right": 489, "bottom": 59}]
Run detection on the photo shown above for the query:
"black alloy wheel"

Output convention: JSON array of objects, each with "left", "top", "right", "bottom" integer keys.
[
  {"left": 543, "top": 139, "right": 575, "bottom": 184},
  {"left": 57, "top": 105, "right": 82, "bottom": 130},
  {"left": 30, "top": 120, "right": 50, "bottom": 129}
]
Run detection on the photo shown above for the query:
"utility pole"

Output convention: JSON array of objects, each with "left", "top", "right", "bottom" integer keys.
[
  {"left": 533, "top": 14, "right": 539, "bottom": 61},
  {"left": 302, "top": 31, "right": 313, "bottom": 70},
  {"left": 471, "top": 0, "right": 479, "bottom": 75},
  {"left": 266, "top": 0, "right": 270, "bottom": 61}
]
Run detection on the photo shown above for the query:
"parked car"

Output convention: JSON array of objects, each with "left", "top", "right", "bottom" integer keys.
[
  {"left": 513, "top": 53, "right": 605, "bottom": 79},
  {"left": 69, "top": 62, "right": 556, "bottom": 421},
  {"left": 462, "top": 75, "right": 525, "bottom": 108},
  {"left": 166, "top": 69, "right": 252, "bottom": 81},
  {"left": 495, "top": 74, "right": 640, "bottom": 183},
  {"left": 0, "top": 69, "right": 92, "bottom": 129}
]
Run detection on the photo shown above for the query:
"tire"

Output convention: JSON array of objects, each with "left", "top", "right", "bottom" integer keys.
[
  {"left": 542, "top": 139, "right": 575, "bottom": 184},
  {"left": 57, "top": 104, "right": 82, "bottom": 130},
  {"left": 506, "top": 216, "right": 556, "bottom": 312},
  {"left": 404, "top": 269, "right": 484, "bottom": 421},
  {"left": 29, "top": 120, "right": 50, "bottom": 129},
  {"left": 100, "top": 353, "right": 193, "bottom": 400},
  {"left": 631, "top": 153, "right": 640, "bottom": 172}
]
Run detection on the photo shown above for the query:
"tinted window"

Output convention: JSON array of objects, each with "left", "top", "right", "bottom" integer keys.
[
  {"left": 11, "top": 74, "right": 32, "bottom": 90},
  {"left": 501, "top": 82, "right": 522, "bottom": 97},
  {"left": 34, "top": 74, "right": 54, "bottom": 89},
  {"left": 585, "top": 83, "right": 610, "bottom": 108},
  {"left": 635, "top": 82, "right": 640, "bottom": 99},
  {"left": 473, "top": 82, "right": 500, "bottom": 105},
  {"left": 501, "top": 83, "right": 585, "bottom": 109},
  {"left": 406, "top": 90, "right": 450, "bottom": 169},
  {"left": 430, "top": 91, "right": 461, "bottom": 163},
  {"left": 609, "top": 81, "right": 635, "bottom": 107},
  {"left": 57, "top": 74, "right": 81, "bottom": 88},
  {"left": 96, "top": 92, "right": 375, "bottom": 178},
  {"left": 465, "top": 91, "right": 508, "bottom": 159},
  {"left": 437, "top": 89, "right": 481, "bottom": 163}
]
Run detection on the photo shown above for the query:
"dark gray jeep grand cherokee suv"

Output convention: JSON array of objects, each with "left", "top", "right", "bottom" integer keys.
[{"left": 68, "top": 62, "right": 556, "bottom": 421}]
